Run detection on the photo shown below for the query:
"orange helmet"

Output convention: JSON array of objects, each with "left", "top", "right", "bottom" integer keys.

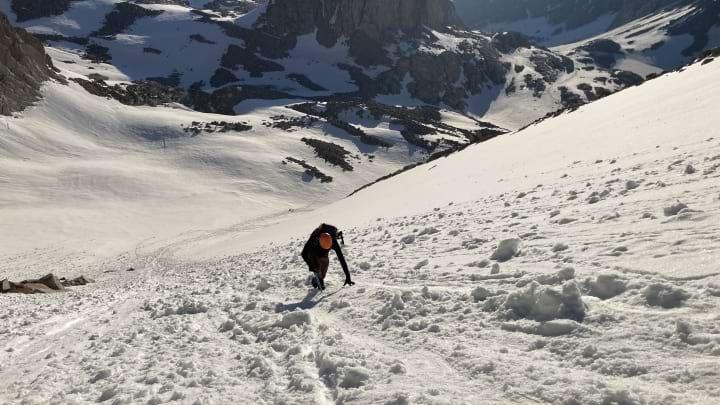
[{"left": 319, "top": 233, "right": 333, "bottom": 250}]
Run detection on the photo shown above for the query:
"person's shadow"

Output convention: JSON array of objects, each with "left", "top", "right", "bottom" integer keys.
[{"left": 276, "top": 288, "right": 342, "bottom": 312}]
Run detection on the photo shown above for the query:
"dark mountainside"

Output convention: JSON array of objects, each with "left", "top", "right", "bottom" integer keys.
[
  {"left": 3, "top": 0, "right": 646, "bottom": 133},
  {"left": 0, "top": 11, "right": 56, "bottom": 115},
  {"left": 454, "top": 0, "right": 720, "bottom": 56}
]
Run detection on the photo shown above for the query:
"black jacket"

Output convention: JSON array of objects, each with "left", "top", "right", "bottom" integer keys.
[{"left": 301, "top": 223, "right": 350, "bottom": 279}]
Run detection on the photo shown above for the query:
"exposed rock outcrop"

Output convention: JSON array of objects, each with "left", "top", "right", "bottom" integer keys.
[{"left": 0, "top": 12, "right": 56, "bottom": 115}]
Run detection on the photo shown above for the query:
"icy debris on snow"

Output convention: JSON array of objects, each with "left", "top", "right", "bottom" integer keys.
[
  {"left": 584, "top": 274, "right": 627, "bottom": 299},
  {"left": 557, "top": 217, "right": 578, "bottom": 225},
  {"left": 642, "top": 284, "right": 690, "bottom": 308},
  {"left": 534, "top": 267, "right": 575, "bottom": 285},
  {"left": 276, "top": 310, "right": 313, "bottom": 328},
  {"left": 491, "top": 263, "right": 500, "bottom": 274},
  {"left": 490, "top": 238, "right": 521, "bottom": 262},
  {"left": 663, "top": 202, "right": 688, "bottom": 216},
  {"left": 339, "top": 366, "right": 370, "bottom": 389},
  {"left": 149, "top": 299, "right": 209, "bottom": 318},
  {"left": 400, "top": 234, "right": 416, "bottom": 244},
  {"left": 502, "top": 281, "right": 585, "bottom": 322}
]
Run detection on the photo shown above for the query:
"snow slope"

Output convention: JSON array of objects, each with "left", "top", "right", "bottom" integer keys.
[
  {"left": 0, "top": 78, "right": 460, "bottom": 259},
  {"left": 2, "top": 54, "right": 719, "bottom": 404}
]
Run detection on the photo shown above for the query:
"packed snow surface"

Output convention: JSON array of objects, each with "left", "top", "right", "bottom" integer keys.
[{"left": 2, "top": 59, "right": 720, "bottom": 404}]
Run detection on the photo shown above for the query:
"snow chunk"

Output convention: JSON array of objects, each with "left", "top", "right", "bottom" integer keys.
[
  {"left": 502, "top": 281, "right": 585, "bottom": 322},
  {"left": 176, "top": 300, "right": 209, "bottom": 315},
  {"left": 90, "top": 369, "right": 112, "bottom": 384},
  {"left": 150, "top": 299, "right": 209, "bottom": 318},
  {"left": 585, "top": 274, "right": 626, "bottom": 299},
  {"left": 625, "top": 180, "right": 640, "bottom": 190},
  {"left": 471, "top": 286, "right": 494, "bottom": 302},
  {"left": 98, "top": 385, "right": 118, "bottom": 402},
  {"left": 502, "top": 319, "right": 582, "bottom": 337},
  {"left": 276, "top": 311, "right": 313, "bottom": 328},
  {"left": 490, "top": 238, "right": 521, "bottom": 262},
  {"left": 414, "top": 259, "right": 429, "bottom": 270},
  {"left": 642, "top": 284, "right": 690, "bottom": 308},
  {"left": 256, "top": 278, "right": 272, "bottom": 292},
  {"left": 339, "top": 366, "right": 370, "bottom": 388},
  {"left": 537, "top": 319, "right": 581, "bottom": 336},
  {"left": 663, "top": 202, "right": 688, "bottom": 216},
  {"left": 389, "top": 363, "right": 406, "bottom": 375},
  {"left": 536, "top": 267, "right": 575, "bottom": 285},
  {"left": 400, "top": 234, "right": 416, "bottom": 244},
  {"left": 418, "top": 226, "right": 439, "bottom": 236},
  {"left": 552, "top": 243, "right": 569, "bottom": 252}
]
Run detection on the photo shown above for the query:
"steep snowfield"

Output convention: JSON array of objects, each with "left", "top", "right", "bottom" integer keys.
[
  {"left": 0, "top": 78, "right": 460, "bottom": 259},
  {"left": 2, "top": 58, "right": 720, "bottom": 404}
]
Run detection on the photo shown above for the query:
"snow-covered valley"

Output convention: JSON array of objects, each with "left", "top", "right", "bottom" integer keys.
[{"left": 2, "top": 45, "right": 720, "bottom": 405}]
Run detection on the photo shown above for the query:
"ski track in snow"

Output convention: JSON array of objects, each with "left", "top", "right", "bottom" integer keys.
[{"left": 2, "top": 130, "right": 720, "bottom": 404}]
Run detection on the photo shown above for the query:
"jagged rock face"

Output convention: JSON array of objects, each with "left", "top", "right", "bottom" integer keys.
[
  {"left": 261, "top": 0, "right": 462, "bottom": 43},
  {"left": 0, "top": 12, "right": 54, "bottom": 115}
]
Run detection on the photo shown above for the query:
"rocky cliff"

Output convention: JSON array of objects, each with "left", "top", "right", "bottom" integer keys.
[
  {"left": 0, "top": 12, "right": 55, "bottom": 115},
  {"left": 261, "top": 0, "right": 462, "bottom": 44}
]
